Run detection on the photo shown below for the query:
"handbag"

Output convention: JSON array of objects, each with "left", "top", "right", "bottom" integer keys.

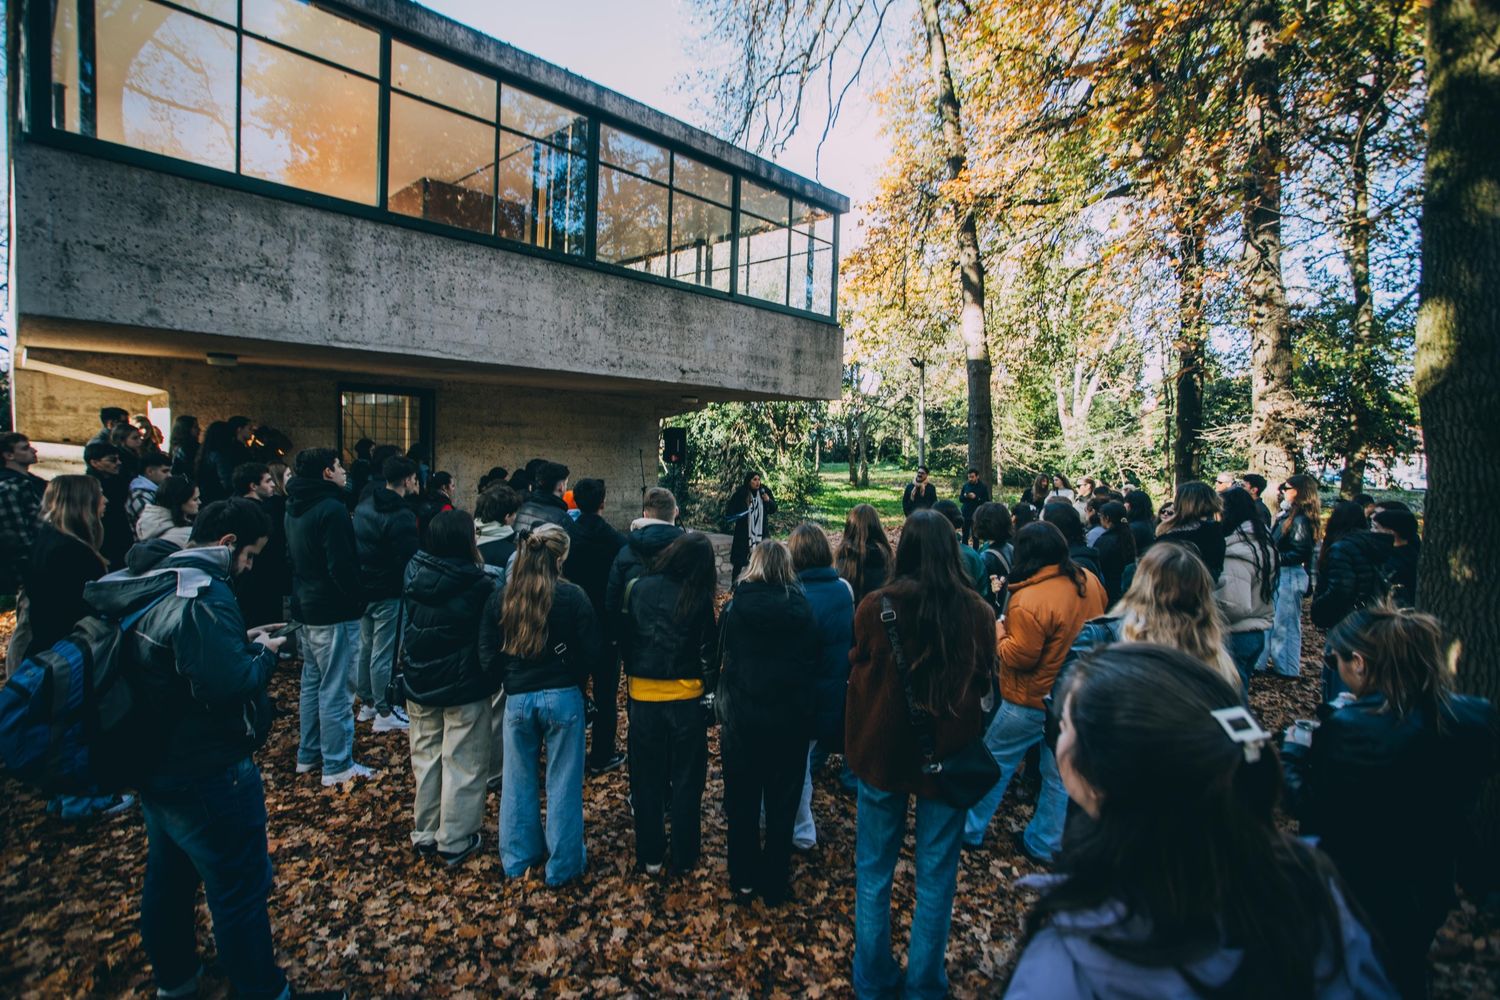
[{"left": 879, "top": 596, "right": 1001, "bottom": 809}]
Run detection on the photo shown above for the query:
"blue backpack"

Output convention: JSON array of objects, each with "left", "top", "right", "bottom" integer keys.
[{"left": 0, "top": 593, "right": 169, "bottom": 795}]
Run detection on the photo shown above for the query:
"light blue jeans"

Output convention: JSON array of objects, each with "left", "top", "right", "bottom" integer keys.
[
  {"left": 1228, "top": 629, "right": 1268, "bottom": 693},
  {"left": 794, "top": 740, "right": 817, "bottom": 849},
  {"left": 963, "top": 700, "right": 1049, "bottom": 849},
  {"left": 500, "top": 686, "right": 586, "bottom": 885},
  {"left": 355, "top": 597, "right": 401, "bottom": 714},
  {"left": 1267, "top": 567, "right": 1309, "bottom": 676},
  {"left": 297, "top": 621, "right": 358, "bottom": 775},
  {"left": 854, "top": 779, "right": 965, "bottom": 1000}
]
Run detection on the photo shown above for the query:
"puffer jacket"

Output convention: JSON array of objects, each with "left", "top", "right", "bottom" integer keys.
[
  {"left": 401, "top": 551, "right": 499, "bottom": 706},
  {"left": 716, "top": 580, "right": 819, "bottom": 737},
  {"left": 1216, "top": 525, "right": 1276, "bottom": 632},
  {"left": 999, "top": 566, "right": 1107, "bottom": 709},
  {"left": 604, "top": 521, "right": 684, "bottom": 638},
  {"left": 798, "top": 567, "right": 856, "bottom": 746},
  {"left": 477, "top": 579, "right": 599, "bottom": 695},
  {"left": 1157, "top": 519, "right": 1226, "bottom": 582},
  {"left": 1310, "top": 530, "right": 1393, "bottom": 630},
  {"left": 512, "top": 491, "right": 571, "bottom": 537},
  {"left": 134, "top": 504, "right": 192, "bottom": 547},
  {"left": 284, "top": 476, "right": 362, "bottom": 624},
  {"left": 84, "top": 542, "right": 279, "bottom": 779},
  {"left": 1273, "top": 510, "right": 1316, "bottom": 569},
  {"left": 620, "top": 572, "right": 717, "bottom": 685},
  {"left": 354, "top": 486, "right": 420, "bottom": 600}
]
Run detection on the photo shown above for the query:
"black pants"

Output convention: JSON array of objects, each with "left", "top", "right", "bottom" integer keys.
[
  {"left": 588, "top": 648, "right": 622, "bottom": 767},
  {"left": 721, "top": 728, "right": 805, "bottom": 903},
  {"left": 628, "top": 698, "right": 708, "bottom": 872}
]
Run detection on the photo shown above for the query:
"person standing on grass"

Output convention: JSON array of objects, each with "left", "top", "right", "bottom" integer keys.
[
  {"left": 845, "top": 510, "right": 997, "bottom": 998},
  {"left": 958, "top": 468, "right": 990, "bottom": 545},
  {"left": 901, "top": 466, "right": 937, "bottom": 518},
  {"left": 727, "top": 471, "right": 778, "bottom": 583},
  {"left": 353, "top": 456, "right": 422, "bottom": 734}
]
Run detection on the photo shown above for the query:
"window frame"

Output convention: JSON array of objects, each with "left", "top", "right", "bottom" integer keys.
[{"left": 335, "top": 382, "right": 437, "bottom": 470}]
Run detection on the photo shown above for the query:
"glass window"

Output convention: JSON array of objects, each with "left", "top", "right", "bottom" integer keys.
[
  {"left": 596, "top": 165, "right": 669, "bottom": 276},
  {"left": 790, "top": 200, "right": 835, "bottom": 314},
  {"left": 739, "top": 224, "right": 790, "bottom": 305},
  {"left": 242, "top": 0, "right": 379, "bottom": 77},
  {"left": 51, "top": 0, "right": 237, "bottom": 170},
  {"left": 673, "top": 153, "right": 731, "bottom": 206},
  {"left": 501, "top": 86, "right": 587, "bottom": 153},
  {"left": 241, "top": 37, "right": 379, "bottom": 204},
  {"left": 388, "top": 93, "right": 495, "bottom": 234},
  {"left": 169, "top": 0, "right": 236, "bottom": 24},
  {"left": 741, "top": 179, "right": 790, "bottom": 227},
  {"left": 496, "top": 132, "right": 587, "bottom": 254},
  {"left": 391, "top": 41, "right": 495, "bottom": 120},
  {"left": 669, "top": 193, "right": 732, "bottom": 291},
  {"left": 340, "top": 387, "right": 431, "bottom": 461},
  {"left": 600, "top": 125, "right": 669, "bottom": 183}
]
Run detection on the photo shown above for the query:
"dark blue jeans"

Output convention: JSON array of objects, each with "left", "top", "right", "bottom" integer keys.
[{"left": 140, "top": 758, "right": 287, "bottom": 1000}]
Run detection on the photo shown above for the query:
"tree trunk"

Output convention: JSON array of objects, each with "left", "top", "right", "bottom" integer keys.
[
  {"left": 1241, "top": 1, "right": 1300, "bottom": 483},
  {"left": 1415, "top": 0, "right": 1500, "bottom": 888},
  {"left": 1341, "top": 137, "right": 1376, "bottom": 497},
  {"left": 1173, "top": 212, "right": 1208, "bottom": 487},
  {"left": 919, "top": 0, "right": 994, "bottom": 485}
]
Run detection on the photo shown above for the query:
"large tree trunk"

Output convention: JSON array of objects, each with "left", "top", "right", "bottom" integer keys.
[
  {"left": 1241, "top": 1, "right": 1300, "bottom": 483},
  {"left": 1341, "top": 138, "right": 1376, "bottom": 497},
  {"left": 919, "top": 0, "right": 994, "bottom": 485},
  {"left": 1173, "top": 212, "right": 1208, "bottom": 487},
  {"left": 1416, "top": 0, "right": 1500, "bottom": 887}
]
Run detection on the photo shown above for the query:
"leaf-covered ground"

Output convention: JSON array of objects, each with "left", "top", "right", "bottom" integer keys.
[{"left": 1, "top": 609, "right": 1495, "bottom": 998}]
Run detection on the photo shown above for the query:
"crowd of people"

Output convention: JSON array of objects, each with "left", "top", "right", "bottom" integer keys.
[{"left": 1, "top": 418, "right": 1493, "bottom": 999}]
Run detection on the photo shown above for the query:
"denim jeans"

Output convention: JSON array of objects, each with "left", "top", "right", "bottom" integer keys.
[
  {"left": 1268, "top": 567, "right": 1309, "bottom": 676},
  {"left": 854, "top": 779, "right": 965, "bottom": 1000},
  {"left": 298, "top": 620, "right": 358, "bottom": 775},
  {"left": 963, "top": 700, "right": 1047, "bottom": 848},
  {"left": 1227, "top": 629, "right": 1267, "bottom": 693},
  {"left": 140, "top": 759, "right": 287, "bottom": 1000},
  {"left": 500, "top": 686, "right": 586, "bottom": 885},
  {"left": 794, "top": 740, "right": 818, "bottom": 849},
  {"left": 355, "top": 597, "right": 401, "bottom": 714},
  {"left": 407, "top": 698, "right": 491, "bottom": 853}
]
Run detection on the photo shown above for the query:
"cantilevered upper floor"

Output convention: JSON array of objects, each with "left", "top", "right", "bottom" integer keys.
[{"left": 11, "top": 0, "right": 847, "bottom": 401}]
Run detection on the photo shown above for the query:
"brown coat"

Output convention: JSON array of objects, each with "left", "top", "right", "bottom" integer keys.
[
  {"left": 997, "top": 565, "right": 1107, "bottom": 709},
  {"left": 844, "top": 582, "right": 996, "bottom": 799}
]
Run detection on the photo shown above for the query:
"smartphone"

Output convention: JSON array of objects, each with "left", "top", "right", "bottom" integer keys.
[{"left": 269, "top": 622, "right": 303, "bottom": 639}]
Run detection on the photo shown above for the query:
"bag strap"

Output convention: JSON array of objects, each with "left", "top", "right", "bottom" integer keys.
[
  {"left": 622, "top": 576, "right": 638, "bottom": 615},
  {"left": 880, "top": 596, "right": 943, "bottom": 774}
]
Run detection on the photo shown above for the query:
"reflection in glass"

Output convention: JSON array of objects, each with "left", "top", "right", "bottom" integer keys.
[
  {"left": 670, "top": 193, "right": 732, "bottom": 291},
  {"left": 501, "top": 86, "right": 587, "bottom": 153},
  {"left": 672, "top": 153, "right": 732, "bottom": 206},
  {"left": 52, "top": 0, "right": 237, "bottom": 170},
  {"left": 392, "top": 41, "right": 495, "bottom": 119},
  {"left": 741, "top": 179, "right": 789, "bottom": 226},
  {"left": 788, "top": 234, "right": 834, "bottom": 314},
  {"left": 388, "top": 94, "right": 494, "bottom": 233},
  {"left": 242, "top": 0, "right": 379, "bottom": 76},
  {"left": 166, "top": 0, "right": 236, "bottom": 25},
  {"left": 496, "top": 132, "right": 587, "bottom": 254},
  {"left": 597, "top": 166, "right": 669, "bottom": 276},
  {"left": 241, "top": 38, "right": 379, "bottom": 204},
  {"left": 600, "top": 125, "right": 669, "bottom": 183}
]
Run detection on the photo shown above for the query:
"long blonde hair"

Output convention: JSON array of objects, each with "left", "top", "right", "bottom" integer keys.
[
  {"left": 741, "top": 539, "right": 798, "bottom": 588},
  {"left": 1113, "top": 542, "right": 1238, "bottom": 687},
  {"left": 40, "top": 475, "right": 107, "bottom": 567},
  {"left": 501, "top": 523, "right": 570, "bottom": 659}
]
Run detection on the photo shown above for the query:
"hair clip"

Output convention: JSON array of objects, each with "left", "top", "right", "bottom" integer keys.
[{"left": 1211, "top": 706, "right": 1272, "bottom": 763}]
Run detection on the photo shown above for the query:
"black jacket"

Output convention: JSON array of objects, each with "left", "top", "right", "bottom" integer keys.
[
  {"left": 513, "top": 491, "right": 571, "bottom": 537},
  {"left": 1068, "top": 543, "right": 1104, "bottom": 585},
  {"left": 1273, "top": 510, "right": 1316, "bottom": 569},
  {"left": 1128, "top": 518, "right": 1156, "bottom": 559},
  {"left": 716, "top": 580, "right": 819, "bottom": 738},
  {"left": 0, "top": 466, "right": 47, "bottom": 592},
  {"left": 21, "top": 524, "right": 107, "bottom": 659},
  {"left": 901, "top": 481, "right": 937, "bottom": 517},
  {"left": 958, "top": 479, "right": 991, "bottom": 517},
  {"left": 1282, "top": 693, "right": 1498, "bottom": 941},
  {"left": 564, "top": 512, "right": 626, "bottom": 617},
  {"left": 354, "top": 486, "right": 421, "bottom": 601},
  {"left": 284, "top": 477, "right": 362, "bottom": 624},
  {"left": 401, "top": 551, "right": 500, "bottom": 706},
  {"left": 1384, "top": 543, "right": 1419, "bottom": 608},
  {"left": 845, "top": 542, "right": 890, "bottom": 606},
  {"left": 1093, "top": 529, "right": 1134, "bottom": 606},
  {"left": 1311, "top": 530, "right": 1395, "bottom": 630},
  {"left": 89, "top": 467, "right": 133, "bottom": 570},
  {"left": 604, "top": 522, "right": 684, "bottom": 639},
  {"left": 1156, "top": 519, "right": 1226, "bottom": 581},
  {"left": 237, "top": 493, "right": 291, "bottom": 627},
  {"left": 620, "top": 572, "right": 717, "bottom": 686},
  {"left": 478, "top": 580, "right": 600, "bottom": 695}
]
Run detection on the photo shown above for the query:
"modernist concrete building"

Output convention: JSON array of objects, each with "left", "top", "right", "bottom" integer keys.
[{"left": 9, "top": 0, "right": 845, "bottom": 517}]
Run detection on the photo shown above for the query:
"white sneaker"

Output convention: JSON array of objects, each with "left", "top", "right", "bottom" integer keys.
[
  {"left": 356, "top": 706, "right": 378, "bottom": 723},
  {"left": 321, "top": 762, "right": 375, "bottom": 787},
  {"left": 644, "top": 863, "right": 663, "bottom": 875},
  {"left": 373, "top": 706, "right": 410, "bottom": 732},
  {"left": 295, "top": 762, "right": 317, "bottom": 775}
]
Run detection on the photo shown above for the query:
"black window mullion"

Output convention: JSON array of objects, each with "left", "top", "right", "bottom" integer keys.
[
  {"left": 77, "top": 0, "right": 97, "bottom": 137},
  {"left": 238, "top": 29, "right": 380, "bottom": 83},
  {"left": 234, "top": 0, "right": 243, "bottom": 174},
  {"left": 389, "top": 85, "right": 495, "bottom": 130},
  {"left": 376, "top": 32, "right": 390, "bottom": 210},
  {"left": 665, "top": 154, "right": 674, "bottom": 279},
  {"left": 585, "top": 117, "right": 600, "bottom": 261},
  {"left": 491, "top": 84, "right": 501, "bottom": 240},
  {"left": 783, "top": 197, "right": 792, "bottom": 306},
  {"left": 831, "top": 212, "right": 840, "bottom": 317},
  {"left": 729, "top": 175, "right": 740, "bottom": 297}
]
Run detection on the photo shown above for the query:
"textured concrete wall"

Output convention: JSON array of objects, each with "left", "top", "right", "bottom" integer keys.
[{"left": 15, "top": 144, "right": 842, "bottom": 402}]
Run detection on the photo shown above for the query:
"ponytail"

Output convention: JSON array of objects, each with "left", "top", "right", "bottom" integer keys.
[{"left": 501, "top": 523, "right": 570, "bottom": 659}]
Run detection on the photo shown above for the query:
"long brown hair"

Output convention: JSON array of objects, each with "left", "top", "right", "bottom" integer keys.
[
  {"left": 1156, "top": 481, "right": 1221, "bottom": 537},
  {"left": 40, "top": 475, "right": 106, "bottom": 567},
  {"left": 1113, "top": 543, "right": 1237, "bottom": 687},
  {"left": 788, "top": 522, "right": 834, "bottom": 573},
  {"left": 1327, "top": 603, "right": 1452, "bottom": 723},
  {"left": 1283, "top": 473, "right": 1323, "bottom": 540},
  {"left": 500, "top": 523, "right": 570, "bottom": 659},
  {"left": 834, "top": 504, "right": 891, "bottom": 595}
]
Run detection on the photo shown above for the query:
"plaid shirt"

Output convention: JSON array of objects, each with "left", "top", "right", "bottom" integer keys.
[{"left": 0, "top": 467, "right": 47, "bottom": 593}]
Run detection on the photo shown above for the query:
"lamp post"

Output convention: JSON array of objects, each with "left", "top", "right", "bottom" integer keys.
[{"left": 910, "top": 356, "right": 927, "bottom": 468}]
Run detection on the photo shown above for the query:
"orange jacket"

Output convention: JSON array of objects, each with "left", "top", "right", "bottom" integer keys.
[{"left": 997, "top": 566, "right": 1107, "bottom": 709}]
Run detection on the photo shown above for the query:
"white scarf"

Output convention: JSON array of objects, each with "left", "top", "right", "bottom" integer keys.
[{"left": 747, "top": 492, "right": 765, "bottom": 545}]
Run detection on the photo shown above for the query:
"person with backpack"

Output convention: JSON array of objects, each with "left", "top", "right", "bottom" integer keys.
[
  {"left": 619, "top": 531, "right": 719, "bottom": 874},
  {"left": 401, "top": 509, "right": 500, "bottom": 867},
  {"left": 717, "top": 540, "right": 820, "bottom": 904},
  {"left": 563, "top": 478, "right": 628, "bottom": 775},
  {"left": 83, "top": 498, "right": 347, "bottom": 1000},
  {"left": 604, "top": 487, "right": 684, "bottom": 628},
  {"left": 971, "top": 502, "right": 1014, "bottom": 618},
  {"left": 353, "top": 456, "right": 422, "bottom": 734},
  {"left": 1006, "top": 644, "right": 1395, "bottom": 999},
  {"left": 845, "top": 510, "right": 998, "bottom": 997},
  {"left": 479, "top": 523, "right": 599, "bottom": 886},
  {"left": 934, "top": 499, "right": 986, "bottom": 592}
]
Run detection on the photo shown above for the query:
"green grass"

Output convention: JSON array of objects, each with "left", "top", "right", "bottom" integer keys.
[{"left": 806, "top": 462, "right": 922, "bottom": 529}]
